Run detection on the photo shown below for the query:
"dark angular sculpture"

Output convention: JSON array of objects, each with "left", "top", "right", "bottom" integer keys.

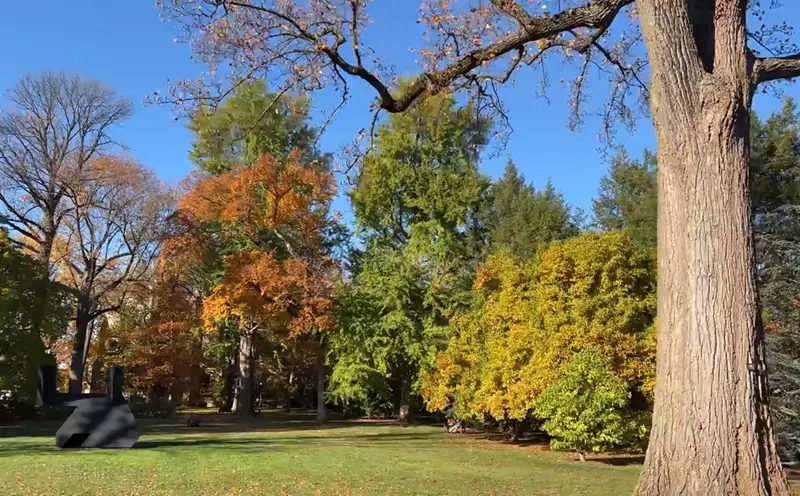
[{"left": 37, "top": 365, "right": 140, "bottom": 448}]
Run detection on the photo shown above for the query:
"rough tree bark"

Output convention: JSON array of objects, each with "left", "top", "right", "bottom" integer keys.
[
  {"left": 235, "top": 329, "right": 255, "bottom": 416},
  {"left": 635, "top": 1, "right": 790, "bottom": 493}
]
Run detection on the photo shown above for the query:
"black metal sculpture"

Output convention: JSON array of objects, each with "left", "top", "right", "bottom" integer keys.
[{"left": 37, "top": 365, "right": 140, "bottom": 448}]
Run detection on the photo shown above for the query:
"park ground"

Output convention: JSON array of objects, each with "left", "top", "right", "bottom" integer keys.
[{"left": 0, "top": 411, "right": 797, "bottom": 496}]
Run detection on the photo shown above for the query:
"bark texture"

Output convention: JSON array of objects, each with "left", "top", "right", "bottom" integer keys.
[
  {"left": 636, "top": 1, "right": 790, "bottom": 493},
  {"left": 235, "top": 330, "right": 254, "bottom": 416}
]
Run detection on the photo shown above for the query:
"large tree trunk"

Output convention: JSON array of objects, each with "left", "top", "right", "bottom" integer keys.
[
  {"left": 315, "top": 349, "right": 327, "bottom": 424},
  {"left": 636, "top": 1, "right": 789, "bottom": 493},
  {"left": 68, "top": 309, "right": 92, "bottom": 395},
  {"left": 235, "top": 330, "right": 254, "bottom": 416}
]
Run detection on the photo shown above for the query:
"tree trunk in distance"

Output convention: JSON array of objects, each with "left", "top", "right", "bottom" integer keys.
[
  {"left": 171, "top": 378, "right": 185, "bottom": 405},
  {"left": 398, "top": 376, "right": 410, "bottom": 422},
  {"left": 283, "top": 370, "right": 293, "bottom": 413},
  {"left": 219, "top": 333, "right": 238, "bottom": 412},
  {"left": 636, "top": 1, "right": 790, "bottom": 493},
  {"left": 315, "top": 349, "right": 327, "bottom": 424},
  {"left": 68, "top": 310, "right": 92, "bottom": 395},
  {"left": 89, "top": 358, "right": 104, "bottom": 393},
  {"left": 235, "top": 330, "right": 254, "bottom": 416}
]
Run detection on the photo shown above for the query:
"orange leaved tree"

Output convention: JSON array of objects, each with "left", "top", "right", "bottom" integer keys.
[{"left": 174, "top": 150, "right": 337, "bottom": 419}]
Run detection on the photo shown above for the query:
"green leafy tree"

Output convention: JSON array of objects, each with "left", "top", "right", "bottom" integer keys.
[
  {"left": 350, "top": 91, "right": 489, "bottom": 248},
  {"left": 751, "top": 99, "right": 800, "bottom": 215},
  {"left": 189, "top": 80, "right": 325, "bottom": 175},
  {"left": 329, "top": 247, "right": 432, "bottom": 417},
  {"left": 534, "top": 350, "right": 649, "bottom": 462},
  {"left": 0, "top": 230, "right": 71, "bottom": 404},
  {"left": 592, "top": 150, "right": 658, "bottom": 253},
  {"left": 751, "top": 99, "right": 800, "bottom": 462},
  {"left": 332, "top": 93, "right": 490, "bottom": 418},
  {"left": 486, "top": 160, "right": 578, "bottom": 261}
]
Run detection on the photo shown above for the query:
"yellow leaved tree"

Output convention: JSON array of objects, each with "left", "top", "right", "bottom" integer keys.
[{"left": 422, "top": 231, "right": 656, "bottom": 440}]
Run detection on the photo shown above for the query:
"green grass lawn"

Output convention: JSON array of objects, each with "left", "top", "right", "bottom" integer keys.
[{"left": 0, "top": 411, "right": 647, "bottom": 496}]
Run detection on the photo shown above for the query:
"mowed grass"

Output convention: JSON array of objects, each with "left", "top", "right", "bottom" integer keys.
[{"left": 0, "top": 411, "right": 643, "bottom": 496}]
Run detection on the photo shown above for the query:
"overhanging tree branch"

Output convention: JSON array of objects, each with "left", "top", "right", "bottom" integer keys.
[
  {"left": 220, "top": 0, "right": 634, "bottom": 113},
  {"left": 755, "top": 53, "right": 800, "bottom": 84}
]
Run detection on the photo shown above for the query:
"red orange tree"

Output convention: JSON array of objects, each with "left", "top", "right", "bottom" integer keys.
[{"left": 171, "top": 150, "right": 338, "bottom": 417}]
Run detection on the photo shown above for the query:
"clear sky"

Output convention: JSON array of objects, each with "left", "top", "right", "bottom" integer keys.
[{"left": 1, "top": 1, "right": 798, "bottom": 219}]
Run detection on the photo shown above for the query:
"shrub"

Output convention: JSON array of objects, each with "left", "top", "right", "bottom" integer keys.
[
  {"left": 0, "top": 390, "right": 35, "bottom": 422},
  {"left": 128, "top": 397, "right": 177, "bottom": 418},
  {"left": 534, "top": 350, "right": 650, "bottom": 461}
]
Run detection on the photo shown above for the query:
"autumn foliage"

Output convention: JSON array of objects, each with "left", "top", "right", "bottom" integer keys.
[
  {"left": 422, "top": 231, "right": 656, "bottom": 431},
  {"left": 111, "top": 275, "right": 203, "bottom": 396},
  {"left": 202, "top": 249, "right": 333, "bottom": 337},
  {"left": 178, "top": 150, "right": 333, "bottom": 238},
  {"left": 174, "top": 150, "right": 336, "bottom": 329}
]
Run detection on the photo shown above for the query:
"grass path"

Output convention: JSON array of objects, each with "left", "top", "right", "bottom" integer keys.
[{"left": 0, "top": 412, "right": 648, "bottom": 496}]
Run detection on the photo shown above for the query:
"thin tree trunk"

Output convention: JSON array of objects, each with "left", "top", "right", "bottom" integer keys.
[
  {"left": 283, "top": 370, "right": 293, "bottom": 413},
  {"left": 235, "top": 329, "right": 254, "bottom": 416},
  {"left": 219, "top": 330, "right": 237, "bottom": 413},
  {"left": 315, "top": 349, "right": 327, "bottom": 424},
  {"left": 398, "top": 376, "right": 410, "bottom": 422},
  {"left": 68, "top": 310, "right": 92, "bottom": 395},
  {"left": 89, "top": 358, "right": 104, "bottom": 393},
  {"left": 636, "top": 1, "right": 789, "bottom": 493}
]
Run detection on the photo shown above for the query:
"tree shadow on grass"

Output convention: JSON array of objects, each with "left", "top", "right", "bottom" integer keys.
[
  {"left": 0, "top": 410, "right": 395, "bottom": 439},
  {"left": 0, "top": 418, "right": 445, "bottom": 457},
  {"left": 135, "top": 430, "right": 442, "bottom": 452},
  {"left": 478, "top": 431, "right": 550, "bottom": 447},
  {"left": 592, "top": 455, "right": 645, "bottom": 466}
]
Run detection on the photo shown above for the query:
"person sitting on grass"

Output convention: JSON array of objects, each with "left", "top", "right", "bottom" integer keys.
[{"left": 444, "top": 416, "right": 465, "bottom": 434}]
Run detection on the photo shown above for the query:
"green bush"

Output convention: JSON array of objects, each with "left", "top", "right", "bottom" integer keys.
[
  {"left": 0, "top": 390, "right": 34, "bottom": 422},
  {"left": 534, "top": 350, "right": 649, "bottom": 460},
  {"left": 128, "top": 397, "right": 177, "bottom": 418}
]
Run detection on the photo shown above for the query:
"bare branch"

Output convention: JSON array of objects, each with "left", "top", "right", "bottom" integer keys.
[
  {"left": 755, "top": 53, "right": 800, "bottom": 84},
  {"left": 208, "top": 0, "right": 633, "bottom": 113}
]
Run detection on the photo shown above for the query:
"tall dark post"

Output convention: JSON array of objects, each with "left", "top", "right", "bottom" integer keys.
[
  {"left": 106, "top": 366, "right": 124, "bottom": 405},
  {"left": 36, "top": 365, "right": 57, "bottom": 407}
]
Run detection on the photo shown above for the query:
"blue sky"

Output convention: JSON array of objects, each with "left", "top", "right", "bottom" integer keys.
[{"left": 1, "top": 1, "right": 798, "bottom": 220}]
